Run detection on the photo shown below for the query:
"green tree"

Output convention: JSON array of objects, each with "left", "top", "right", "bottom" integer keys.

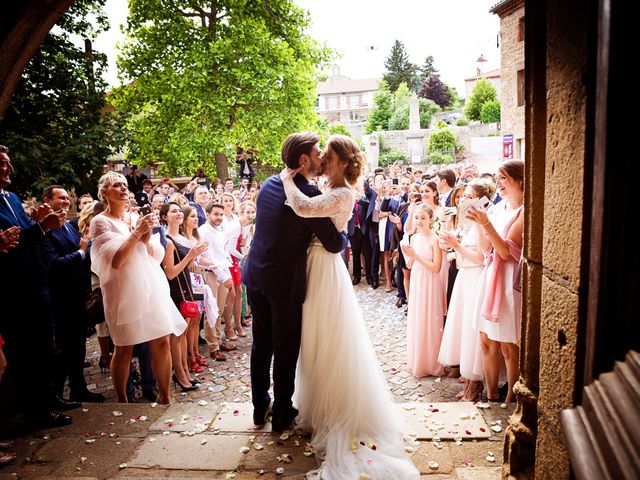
[
  {"left": 113, "top": 0, "right": 331, "bottom": 178},
  {"left": 0, "top": 0, "right": 124, "bottom": 197},
  {"left": 364, "top": 80, "right": 393, "bottom": 133},
  {"left": 328, "top": 124, "right": 352, "bottom": 137},
  {"left": 418, "top": 55, "right": 438, "bottom": 83},
  {"left": 464, "top": 78, "right": 497, "bottom": 121},
  {"left": 382, "top": 40, "right": 418, "bottom": 92},
  {"left": 480, "top": 99, "right": 501, "bottom": 124}
]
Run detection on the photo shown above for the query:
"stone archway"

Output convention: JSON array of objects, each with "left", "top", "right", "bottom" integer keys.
[{"left": 0, "top": 0, "right": 75, "bottom": 120}]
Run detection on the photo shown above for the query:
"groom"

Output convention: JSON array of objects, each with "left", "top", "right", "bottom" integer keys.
[{"left": 243, "top": 132, "right": 348, "bottom": 431}]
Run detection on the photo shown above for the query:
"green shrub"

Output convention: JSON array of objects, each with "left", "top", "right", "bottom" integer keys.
[
  {"left": 455, "top": 117, "right": 469, "bottom": 126},
  {"left": 465, "top": 78, "right": 497, "bottom": 121},
  {"left": 428, "top": 128, "right": 457, "bottom": 154},
  {"left": 427, "top": 151, "right": 453, "bottom": 164},
  {"left": 379, "top": 150, "right": 407, "bottom": 166},
  {"left": 435, "top": 120, "right": 448, "bottom": 129},
  {"left": 480, "top": 99, "right": 501, "bottom": 124}
]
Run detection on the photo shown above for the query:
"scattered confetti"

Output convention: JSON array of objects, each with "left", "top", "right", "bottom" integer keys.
[
  {"left": 428, "top": 461, "right": 439, "bottom": 470},
  {"left": 118, "top": 463, "right": 127, "bottom": 469},
  {"left": 239, "top": 446, "right": 250, "bottom": 454},
  {"left": 275, "top": 467, "right": 285, "bottom": 475},
  {"left": 112, "top": 411, "right": 123, "bottom": 417},
  {"left": 85, "top": 439, "right": 96, "bottom": 444}
]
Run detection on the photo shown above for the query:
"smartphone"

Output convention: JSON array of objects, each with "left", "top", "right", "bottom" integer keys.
[
  {"left": 392, "top": 178, "right": 399, "bottom": 185},
  {"left": 468, "top": 196, "right": 491, "bottom": 211},
  {"left": 140, "top": 205, "right": 152, "bottom": 216}
]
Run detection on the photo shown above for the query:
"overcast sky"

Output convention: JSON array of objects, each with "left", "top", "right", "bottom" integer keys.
[{"left": 94, "top": 0, "right": 500, "bottom": 96}]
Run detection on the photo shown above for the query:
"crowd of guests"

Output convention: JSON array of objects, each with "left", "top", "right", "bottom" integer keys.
[
  {"left": 0, "top": 144, "right": 261, "bottom": 453},
  {"left": 348, "top": 160, "right": 524, "bottom": 403},
  {"left": 1, "top": 137, "right": 524, "bottom": 460}
]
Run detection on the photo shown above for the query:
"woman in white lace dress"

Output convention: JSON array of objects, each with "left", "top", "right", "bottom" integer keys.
[{"left": 280, "top": 135, "right": 419, "bottom": 480}]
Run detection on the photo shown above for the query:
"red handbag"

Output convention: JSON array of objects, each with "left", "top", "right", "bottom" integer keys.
[
  {"left": 179, "top": 300, "right": 200, "bottom": 318},
  {"left": 176, "top": 262, "right": 201, "bottom": 319}
]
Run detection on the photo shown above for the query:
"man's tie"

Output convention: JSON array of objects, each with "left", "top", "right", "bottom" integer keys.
[{"left": 1, "top": 192, "right": 20, "bottom": 224}]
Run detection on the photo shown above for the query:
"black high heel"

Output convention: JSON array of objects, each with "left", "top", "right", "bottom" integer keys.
[
  {"left": 99, "top": 355, "right": 111, "bottom": 374},
  {"left": 172, "top": 374, "right": 198, "bottom": 392}
]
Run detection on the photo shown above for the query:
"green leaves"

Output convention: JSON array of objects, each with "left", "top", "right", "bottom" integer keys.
[
  {"left": 0, "top": 0, "right": 125, "bottom": 197},
  {"left": 464, "top": 78, "right": 497, "bottom": 121},
  {"left": 113, "top": 0, "right": 330, "bottom": 175}
]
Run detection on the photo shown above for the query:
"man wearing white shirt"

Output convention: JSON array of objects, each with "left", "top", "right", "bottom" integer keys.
[
  {"left": 436, "top": 168, "right": 456, "bottom": 207},
  {"left": 198, "top": 202, "right": 236, "bottom": 360}
]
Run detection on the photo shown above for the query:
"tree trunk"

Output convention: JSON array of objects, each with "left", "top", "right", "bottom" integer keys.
[{"left": 215, "top": 152, "right": 228, "bottom": 179}]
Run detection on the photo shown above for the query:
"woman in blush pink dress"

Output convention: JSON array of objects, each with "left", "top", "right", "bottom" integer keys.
[
  {"left": 402, "top": 204, "right": 444, "bottom": 378},
  {"left": 467, "top": 160, "right": 524, "bottom": 403}
]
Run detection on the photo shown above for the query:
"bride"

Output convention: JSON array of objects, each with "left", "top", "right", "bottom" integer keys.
[{"left": 280, "top": 135, "right": 419, "bottom": 480}]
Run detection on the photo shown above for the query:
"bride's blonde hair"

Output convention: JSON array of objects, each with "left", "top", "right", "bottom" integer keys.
[{"left": 326, "top": 135, "right": 365, "bottom": 185}]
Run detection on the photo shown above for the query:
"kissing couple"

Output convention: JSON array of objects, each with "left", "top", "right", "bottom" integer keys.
[{"left": 242, "top": 132, "right": 419, "bottom": 479}]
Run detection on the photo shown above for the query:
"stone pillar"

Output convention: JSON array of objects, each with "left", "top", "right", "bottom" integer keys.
[
  {"left": 364, "top": 133, "right": 379, "bottom": 171},
  {"left": 407, "top": 94, "right": 424, "bottom": 163},
  {"left": 503, "top": 0, "right": 593, "bottom": 478}
]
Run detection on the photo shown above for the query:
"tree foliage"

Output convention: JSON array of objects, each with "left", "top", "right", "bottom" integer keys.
[
  {"left": 464, "top": 78, "right": 497, "bottom": 121},
  {"left": 418, "top": 55, "right": 438, "bottom": 83},
  {"left": 364, "top": 80, "right": 393, "bottom": 134},
  {"left": 382, "top": 40, "right": 418, "bottom": 92},
  {"left": 112, "top": 0, "right": 331, "bottom": 177},
  {"left": 418, "top": 74, "right": 452, "bottom": 108},
  {"left": 480, "top": 99, "right": 501, "bottom": 124},
  {"left": 428, "top": 128, "right": 457, "bottom": 154},
  {"left": 0, "top": 0, "right": 124, "bottom": 197}
]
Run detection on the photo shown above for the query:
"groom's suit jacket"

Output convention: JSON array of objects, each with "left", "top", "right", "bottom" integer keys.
[{"left": 242, "top": 174, "right": 348, "bottom": 305}]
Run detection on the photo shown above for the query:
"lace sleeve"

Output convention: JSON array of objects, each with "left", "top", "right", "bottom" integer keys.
[{"left": 282, "top": 175, "right": 345, "bottom": 218}]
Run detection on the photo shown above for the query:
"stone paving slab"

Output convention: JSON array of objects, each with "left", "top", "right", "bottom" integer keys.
[
  {"left": 240, "top": 432, "right": 317, "bottom": 475},
  {"left": 211, "top": 402, "right": 272, "bottom": 433},
  {"left": 411, "top": 440, "right": 455, "bottom": 474},
  {"left": 126, "top": 432, "right": 250, "bottom": 471},
  {"left": 399, "top": 402, "right": 491, "bottom": 440},
  {"left": 45, "top": 403, "right": 169, "bottom": 438},
  {"left": 454, "top": 466, "right": 502, "bottom": 479},
  {"left": 148, "top": 402, "right": 221, "bottom": 433},
  {"left": 50, "top": 437, "right": 143, "bottom": 478}
]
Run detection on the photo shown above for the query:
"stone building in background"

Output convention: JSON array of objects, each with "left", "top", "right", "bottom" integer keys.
[
  {"left": 316, "top": 64, "right": 379, "bottom": 139},
  {"left": 491, "top": 0, "right": 525, "bottom": 160}
]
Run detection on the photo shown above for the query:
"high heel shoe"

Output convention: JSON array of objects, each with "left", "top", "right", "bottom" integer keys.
[
  {"left": 195, "top": 354, "right": 208, "bottom": 367},
  {"left": 225, "top": 328, "right": 238, "bottom": 341},
  {"left": 235, "top": 326, "right": 247, "bottom": 338},
  {"left": 189, "top": 359, "right": 203, "bottom": 373},
  {"left": 99, "top": 355, "right": 111, "bottom": 374},
  {"left": 172, "top": 374, "right": 198, "bottom": 392}
]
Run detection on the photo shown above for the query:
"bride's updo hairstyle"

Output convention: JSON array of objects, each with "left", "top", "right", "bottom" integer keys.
[{"left": 326, "top": 134, "right": 366, "bottom": 185}]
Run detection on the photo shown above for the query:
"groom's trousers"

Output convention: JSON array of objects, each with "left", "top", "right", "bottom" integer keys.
[{"left": 246, "top": 288, "right": 302, "bottom": 421}]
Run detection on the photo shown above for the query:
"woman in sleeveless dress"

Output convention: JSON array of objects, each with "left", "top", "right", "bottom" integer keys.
[
  {"left": 280, "top": 135, "right": 419, "bottom": 480},
  {"left": 90, "top": 173, "right": 187, "bottom": 404},
  {"left": 402, "top": 204, "right": 444, "bottom": 378},
  {"left": 467, "top": 160, "right": 525, "bottom": 403},
  {"left": 437, "top": 179, "right": 497, "bottom": 401}
]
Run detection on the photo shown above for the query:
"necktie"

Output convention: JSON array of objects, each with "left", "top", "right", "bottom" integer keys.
[
  {"left": 1, "top": 193, "right": 20, "bottom": 224},
  {"left": 355, "top": 203, "right": 359, "bottom": 226}
]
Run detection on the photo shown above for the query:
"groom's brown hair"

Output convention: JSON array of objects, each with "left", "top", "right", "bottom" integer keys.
[{"left": 281, "top": 132, "right": 319, "bottom": 169}]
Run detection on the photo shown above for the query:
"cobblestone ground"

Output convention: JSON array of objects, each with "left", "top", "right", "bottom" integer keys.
[{"left": 83, "top": 283, "right": 467, "bottom": 405}]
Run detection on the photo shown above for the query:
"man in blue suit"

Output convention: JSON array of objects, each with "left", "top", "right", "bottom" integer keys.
[
  {"left": 36, "top": 185, "right": 105, "bottom": 403},
  {"left": 242, "top": 132, "right": 348, "bottom": 431},
  {"left": 0, "top": 145, "right": 74, "bottom": 429}
]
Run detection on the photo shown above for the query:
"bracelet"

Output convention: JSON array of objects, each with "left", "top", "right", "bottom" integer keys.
[{"left": 481, "top": 220, "right": 491, "bottom": 227}]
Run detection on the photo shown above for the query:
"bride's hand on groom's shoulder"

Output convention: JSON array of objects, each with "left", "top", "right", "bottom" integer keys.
[{"left": 280, "top": 166, "right": 302, "bottom": 180}]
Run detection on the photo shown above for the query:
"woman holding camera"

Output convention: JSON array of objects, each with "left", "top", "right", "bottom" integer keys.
[{"left": 90, "top": 172, "right": 187, "bottom": 403}]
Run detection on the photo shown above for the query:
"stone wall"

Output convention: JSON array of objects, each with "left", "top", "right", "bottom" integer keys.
[
  {"left": 499, "top": 3, "right": 526, "bottom": 159},
  {"left": 378, "top": 123, "right": 495, "bottom": 158}
]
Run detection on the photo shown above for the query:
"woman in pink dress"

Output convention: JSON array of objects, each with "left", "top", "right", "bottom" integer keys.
[
  {"left": 467, "top": 160, "right": 524, "bottom": 403},
  {"left": 402, "top": 204, "right": 444, "bottom": 378},
  {"left": 438, "top": 179, "right": 497, "bottom": 401}
]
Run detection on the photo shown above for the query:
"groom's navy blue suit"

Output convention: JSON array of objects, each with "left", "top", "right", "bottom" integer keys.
[{"left": 242, "top": 174, "right": 347, "bottom": 424}]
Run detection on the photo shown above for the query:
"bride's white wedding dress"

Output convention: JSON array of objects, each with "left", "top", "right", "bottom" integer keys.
[{"left": 283, "top": 178, "right": 419, "bottom": 480}]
